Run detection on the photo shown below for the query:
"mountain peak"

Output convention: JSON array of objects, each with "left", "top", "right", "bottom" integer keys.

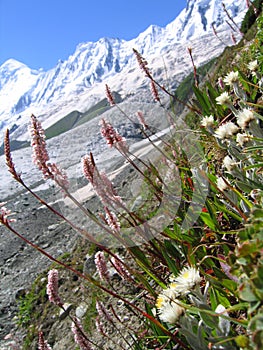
[
  {"left": 0, "top": 58, "right": 27, "bottom": 71},
  {"left": 0, "top": 0, "right": 248, "bottom": 140},
  {"left": 166, "top": 0, "right": 247, "bottom": 41}
]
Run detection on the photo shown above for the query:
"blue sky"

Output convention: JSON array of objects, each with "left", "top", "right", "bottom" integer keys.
[{"left": 0, "top": 0, "right": 186, "bottom": 70}]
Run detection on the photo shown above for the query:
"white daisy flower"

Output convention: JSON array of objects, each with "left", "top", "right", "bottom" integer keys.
[
  {"left": 171, "top": 267, "right": 202, "bottom": 295},
  {"left": 157, "top": 299, "right": 184, "bottom": 324},
  {"left": 214, "top": 122, "right": 239, "bottom": 139},
  {"left": 223, "top": 155, "right": 236, "bottom": 172},
  {"left": 216, "top": 177, "right": 228, "bottom": 192},
  {"left": 236, "top": 108, "right": 255, "bottom": 129},
  {"left": 216, "top": 92, "right": 232, "bottom": 105},
  {"left": 236, "top": 133, "right": 250, "bottom": 147},
  {"left": 155, "top": 285, "right": 180, "bottom": 311},
  {"left": 201, "top": 115, "right": 214, "bottom": 128},
  {"left": 223, "top": 71, "right": 239, "bottom": 87},
  {"left": 247, "top": 60, "right": 258, "bottom": 72}
]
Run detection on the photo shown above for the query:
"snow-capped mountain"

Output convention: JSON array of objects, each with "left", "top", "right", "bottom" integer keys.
[{"left": 0, "top": 0, "right": 247, "bottom": 140}]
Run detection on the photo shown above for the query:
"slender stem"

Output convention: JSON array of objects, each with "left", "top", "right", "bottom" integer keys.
[{"left": 2, "top": 221, "right": 180, "bottom": 342}]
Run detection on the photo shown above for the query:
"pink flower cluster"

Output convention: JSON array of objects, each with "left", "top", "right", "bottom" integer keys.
[
  {"left": 82, "top": 153, "right": 123, "bottom": 206},
  {"left": 104, "top": 206, "right": 120, "bottom": 232},
  {"left": 29, "top": 114, "right": 50, "bottom": 177},
  {"left": 46, "top": 269, "right": 62, "bottom": 306},
  {"left": 96, "top": 300, "right": 113, "bottom": 322},
  {"left": 133, "top": 48, "right": 151, "bottom": 77},
  {"left": 29, "top": 115, "right": 69, "bottom": 189},
  {"left": 100, "top": 118, "right": 128, "bottom": 153},
  {"left": 150, "top": 81, "right": 160, "bottom": 102},
  {"left": 48, "top": 163, "right": 69, "bottom": 188},
  {"left": 71, "top": 317, "right": 92, "bottom": 350},
  {"left": 110, "top": 256, "right": 134, "bottom": 283},
  {"left": 136, "top": 111, "right": 148, "bottom": 130},
  {"left": 94, "top": 251, "right": 110, "bottom": 283},
  {"left": 38, "top": 331, "right": 52, "bottom": 350},
  {"left": 105, "top": 84, "right": 115, "bottom": 106},
  {"left": 0, "top": 202, "right": 16, "bottom": 226}
]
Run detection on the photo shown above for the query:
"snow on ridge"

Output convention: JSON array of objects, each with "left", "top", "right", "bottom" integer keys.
[{"left": 0, "top": 0, "right": 248, "bottom": 140}]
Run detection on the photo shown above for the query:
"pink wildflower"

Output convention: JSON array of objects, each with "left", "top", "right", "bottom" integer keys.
[
  {"left": 71, "top": 317, "right": 92, "bottom": 350},
  {"left": 105, "top": 84, "right": 115, "bottom": 106},
  {"left": 82, "top": 153, "right": 96, "bottom": 184},
  {"left": 150, "top": 81, "right": 160, "bottom": 102},
  {"left": 94, "top": 251, "right": 110, "bottom": 283},
  {"left": 110, "top": 256, "right": 134, "bottom": 283},
  {"left": 136, "top": 111, "right": 148, "bottom": 129},
  {"left": 29, "top": 114, "right": 50, "bottom": 178},
  {"left": 99, "top": 118, "right": 128, "bottom": 152},
  {"left": 38, "top": 331, "right": 52, "bottom": 350},
  {"left": 0, "top": 202, "right": 16, "bottom": 226},
  {"left": 104, "top": 206, "right": 121, "bottom": 232},
  {"left": 29, "top": 115, "right": 68, "bottom": 188},
  {"left": 95, "top": 316, "right": 107, "bottom": 336},
  {"left": 99, "top": 172, "right": 123, "bottom": 206},
  {"left": 218, "top": 77, "right": 225, "bottom": 90},
  {"left": 4, "top": 129, "right": 21, "bottom": 181},
  {"left": 49, "top": 163, "right": 69, "bottom": 188},
  {"left": 46, "top": 269, "right": 62, "bottom": 306},
  {"left": 96, "top": 301, "right": 113, "bottom": 322},
  {"left": 133, "top": 48, "right": 151, "bottom": 77},
  {"left": 82, "top": 153, "right": 123, "bottom": 206}
]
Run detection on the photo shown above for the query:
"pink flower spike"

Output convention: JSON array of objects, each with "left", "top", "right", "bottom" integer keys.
[
  {"left": 46, "top": 269, "right": 62, "bottom": 306},
  {"left": 29, "top": 114, "right": 50, "bottom": 178},
  {"left": 133, "top": 48, "right": 151, "bottom": 76},
  {"left": 95, "top": 316, "right": 107, "bottom": 336},
  {"left": 110, "top": 256, "right": 134, "bottom": 283},
  {"left": 97, "top": 172, "right": 123, "bottom": 206},
  {"left": 71, "top": 317, "right": 92, "bottom": 350},
  {"left": 104, "top": 206, "right": 121, "bottom": 232},
  {"left": 105, "top": 84, "right": 115, "bottom": 106},
  {"left": 136, "top": 111, "right": 148, "bottom": 129},
  {"left": 96, "top": 300, "right": 113, "bottom": 322},
  {"left": 99, "top": 118, "right": 128, "bottom": 152},
  {"left": 150, "top": 81, "right": 160, "bottom": 102},
  {"left": 0, "top": 202, "right": 16, "bottom": 226},
  {"left": 4, "top": 129, "right": 21, "bottom": 181},
  {"left": 49, "top": 163, "right": 69, "bottom": 189},
  {"left": 38, "top": 331, "right": 52, "bottom": 350},
  {"left": 82, "top": 153, "right": 96, "bottom": 184},
  {"left": 94, "top": 251, "right": 110, "bottom": 283}
]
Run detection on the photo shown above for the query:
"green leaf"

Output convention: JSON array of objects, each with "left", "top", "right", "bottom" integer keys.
[
  {"left": 144, "top": 303, "right": 169, "bottom": 344},
  {"left": 136, "top": 259, "right": 166, "bottom": 290},
  {"left": 199, "top": 211, "right": 217, "bottom": 230},
  {"left": 193, "top": 85, "right": 212, "bottom": 115},
  {"left": 238, "top": 241, "right": 259, "bottom": 257},
  {"left": 220, "top": 279, "right": 238, "bottom": 293},
  {"left": 200, "top": 312, "right": 218, "bottom": 329},
  {"left": 239, "top": 283, "right": 259, "bottom": 302},
  {"left": 162, "top": 241, "right": 180, "bottom": 276}
]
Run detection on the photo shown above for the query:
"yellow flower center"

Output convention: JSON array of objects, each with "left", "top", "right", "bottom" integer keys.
[
  {"left": 156, "top": 296, "right": 164, "bottom": 309},
  {"left": 182, "top": 271, "right": 189, "bottom": 279}
]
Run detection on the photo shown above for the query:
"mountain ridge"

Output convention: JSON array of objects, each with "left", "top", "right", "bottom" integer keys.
[{"left": 0, "top": 0, "right": 247, "bottom": 141}]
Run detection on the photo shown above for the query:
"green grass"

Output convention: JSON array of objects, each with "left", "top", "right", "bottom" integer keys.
[{"left": 45, "top": 91, "right": 122, "bottom": 139}]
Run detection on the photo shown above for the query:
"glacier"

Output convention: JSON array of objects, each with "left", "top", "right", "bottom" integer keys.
[{"left": 0, "top": 0, "right": 247, "bottom": 141}]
